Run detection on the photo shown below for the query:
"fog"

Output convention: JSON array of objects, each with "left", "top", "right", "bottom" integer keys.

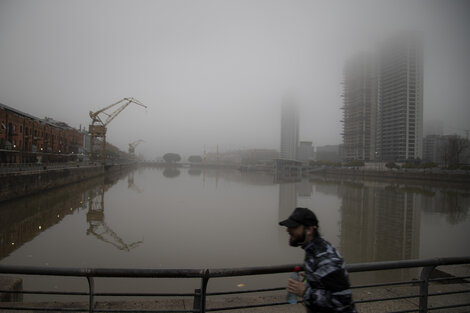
[{"left": 1, "top": 0, "right": 469, "bottom": 159}]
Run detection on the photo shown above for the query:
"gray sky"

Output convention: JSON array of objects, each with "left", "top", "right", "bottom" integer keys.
[{"left": 1, "top": 0, "right": 469, "bottom": 159}]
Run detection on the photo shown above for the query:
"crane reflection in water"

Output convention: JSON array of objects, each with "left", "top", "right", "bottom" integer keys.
[{"left": 85, "top": 184, "right": 143, "bottom": 251}]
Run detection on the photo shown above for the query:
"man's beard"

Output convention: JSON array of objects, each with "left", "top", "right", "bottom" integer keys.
[{"left": 289, "top": 231, "right": 306, "bottom": 247}]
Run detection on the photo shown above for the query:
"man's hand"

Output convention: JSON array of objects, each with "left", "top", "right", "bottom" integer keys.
[{"left": 287, "top": 278, "right": 306, "bottom": 297}]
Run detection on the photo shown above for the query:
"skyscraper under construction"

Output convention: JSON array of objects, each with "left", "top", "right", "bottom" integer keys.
[{"left": 342, "top": 53, "right": 378, "bottom": 161}]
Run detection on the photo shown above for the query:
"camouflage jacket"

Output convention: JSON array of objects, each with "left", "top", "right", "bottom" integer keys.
[{"left": 302, "top": 237, "right": 357, "bottom": 313}]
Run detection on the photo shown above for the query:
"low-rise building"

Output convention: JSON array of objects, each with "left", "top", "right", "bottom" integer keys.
[
  {"left": 316, "top": 144, "right": 342, "bottom": 162},
  {"left": 0, "top": 103, "right": 84, "bottom": 163},
  {"left": 298, "top": 141, "right": 314, "bottom": 163},
  {"left": 422, "top": 135, "right": 446, "bottom": 164}
]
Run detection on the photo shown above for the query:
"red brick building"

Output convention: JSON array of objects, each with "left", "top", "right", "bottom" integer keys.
[{"left": 0, "top": 103, "right": 84, "bottom": 163}]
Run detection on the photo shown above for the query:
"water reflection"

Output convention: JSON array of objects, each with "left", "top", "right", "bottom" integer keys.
[
  {"left": 278, "top": 182, "right": 299, "bottom": 221},
  {"left": 128, "top": 171, "right": 143, "bottom": 193},
  {"left": 1, "top": 167, "right": 468, "bottom": 283},
  {"left": 188, "top": 168, "right": 202, "bottom": 176},
  {"left": 163, "top": 167, "right": 180, "bottom": 178},
  {"left": 338, "top": 181, "right": 421, "bottom": 263},
  {"left": 0, "top": 176, "right": 105, "bottom": 259},
  {"left": 432, "top": 191, "right": 469, "bottom": 224},
  {"left": 0, "top": 169, "right": 145, "bottom": 258},
  {"left": 85, "top": 183, "right": 143, "bottom": 252}
]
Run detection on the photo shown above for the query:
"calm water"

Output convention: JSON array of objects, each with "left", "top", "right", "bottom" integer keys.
[{"left": 1, "top": 166, "right": 469, "bottom": 297}]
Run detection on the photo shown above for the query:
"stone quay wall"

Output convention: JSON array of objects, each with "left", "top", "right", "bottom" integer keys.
[{"left": 0, "top": 165, "right": 106, "bottom": 202}]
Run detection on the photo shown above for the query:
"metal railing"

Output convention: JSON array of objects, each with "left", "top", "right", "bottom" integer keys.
[{"left": 0, "top": 256, "right": 469, "bottom": 312}]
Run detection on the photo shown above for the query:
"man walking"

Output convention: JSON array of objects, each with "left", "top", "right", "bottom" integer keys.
[{"left": 279, "top": 207, "right": 357, "bottom": 313}]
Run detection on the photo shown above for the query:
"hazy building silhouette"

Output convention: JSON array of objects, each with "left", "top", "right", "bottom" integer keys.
[
  {"left": 423, "top": 134, "right": 446, "bottom": 164},
  {"left": 298, "top": 141, "right": 314, "bottom": 162},
  {"left": 377, "top": 33, "right": 424, "bottom": 162},
  {"left": 280, "top": 96, "right": 299, "bottom": 160},
  {"left": 315, "top": 144, "right": 342, "bottom": 162},
  {"left": 342, "top": 53, "right": 378, "bottom": 161}
]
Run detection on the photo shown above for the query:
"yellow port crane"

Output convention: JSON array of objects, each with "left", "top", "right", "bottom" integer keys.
[
  {"left": 89, "top": 97, "right": 147, "bottom": 164},
  {"left": 128, "top": 139, "right": 145, "bottom": 157}
]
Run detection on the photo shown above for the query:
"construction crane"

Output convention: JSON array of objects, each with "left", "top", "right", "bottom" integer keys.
[
  {"left": 88, "top": 97, "right": 147, "bottom": 164},
  {"left": 128, "top": 139, "right": 145, "bottom": 157}
]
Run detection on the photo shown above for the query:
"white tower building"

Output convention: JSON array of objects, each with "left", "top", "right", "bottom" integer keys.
[{"left": 377, "top": 33, "right": 424, "bottom": 162}]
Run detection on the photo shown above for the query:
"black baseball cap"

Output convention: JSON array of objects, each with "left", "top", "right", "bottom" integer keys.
[{"left": 279, "top": 207, "right": 319, "bottom": 228}]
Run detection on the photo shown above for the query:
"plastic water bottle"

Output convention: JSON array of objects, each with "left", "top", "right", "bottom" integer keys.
[{"left": 286, "top": 266, "right": 301, "bottom": 304}]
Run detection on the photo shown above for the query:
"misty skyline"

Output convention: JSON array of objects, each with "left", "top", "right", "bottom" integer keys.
[{"left": 1, "top": 0, "right": 469, "bottom": 159}]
